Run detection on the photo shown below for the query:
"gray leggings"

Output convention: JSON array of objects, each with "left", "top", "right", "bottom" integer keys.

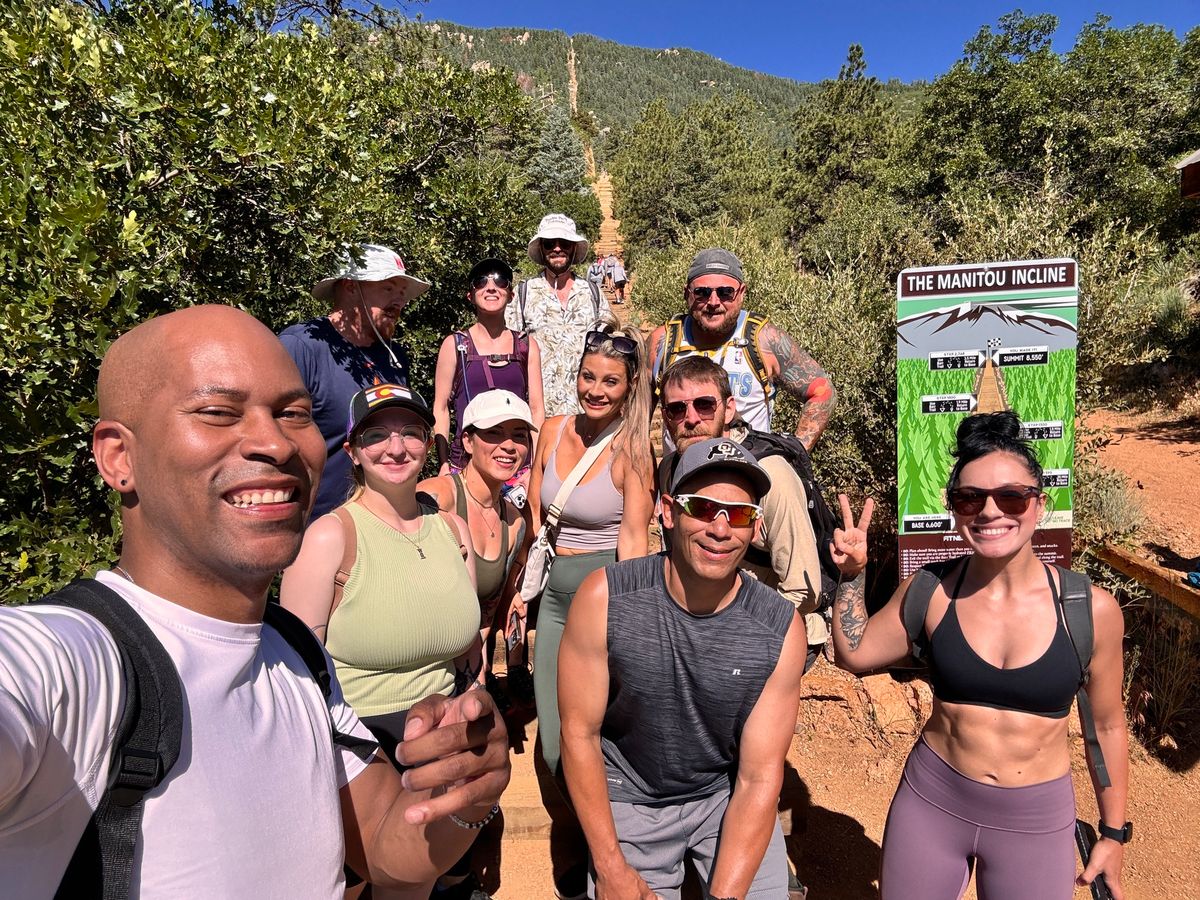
[
  {"left": 533, "top": 549, "right": 617, "bottom": 776},
  {"left": 881, "top": 738, "right": 1076, "bottom": 900}
]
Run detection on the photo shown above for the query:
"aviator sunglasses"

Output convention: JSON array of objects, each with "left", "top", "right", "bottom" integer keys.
[
  {"left": 946, "top": 484, "right": 1043, "bottom": 517},
  {"left": 672, "top": 493, "right": 763, "bottom": 527},
  {"left": 662, "top": 396, "right": 721, "bottom": 422},
  {"left": 584, "top": 329, "right": 638, "bottom": 356},
  {"left": 689, "top": 285, "right": 738, "bottom": 301},
  {"left": 471, "top": 273, "right": 512, "bottom": 291}
]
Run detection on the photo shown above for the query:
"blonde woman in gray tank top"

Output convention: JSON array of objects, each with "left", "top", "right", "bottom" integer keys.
[{"left": 522, "top": 318, "right": 656, "bottom": 900}]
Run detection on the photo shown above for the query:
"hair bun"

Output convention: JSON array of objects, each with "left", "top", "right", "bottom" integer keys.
[{"left": 956, "top": 410, "right": 1020, "bottom": 444}]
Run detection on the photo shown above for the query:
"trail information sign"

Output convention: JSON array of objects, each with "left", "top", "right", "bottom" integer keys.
[{"left": 895, "top": 259, "right": 1078, "bottom": 578}]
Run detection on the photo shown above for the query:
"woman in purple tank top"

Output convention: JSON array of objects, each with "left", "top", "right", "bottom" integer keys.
[{"left": 433, "top": 257, "right": 545, "bottom": 474}]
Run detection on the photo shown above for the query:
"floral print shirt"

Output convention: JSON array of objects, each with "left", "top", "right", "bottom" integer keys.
[{"left": 506, "top": 273, "right": 610, "bottom": 417}]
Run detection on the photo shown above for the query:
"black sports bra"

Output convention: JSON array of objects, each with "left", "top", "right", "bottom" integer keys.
[{"left": 927, "top": 561, "right": 1082, "bottom": 719}]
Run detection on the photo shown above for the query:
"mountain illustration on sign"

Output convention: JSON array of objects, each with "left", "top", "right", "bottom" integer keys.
[{"left": 897, "top": 301, "right": 1076, "bottom": 358}]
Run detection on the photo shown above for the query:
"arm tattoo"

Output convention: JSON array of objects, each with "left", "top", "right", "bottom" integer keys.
[
  {"left": 762, "top": 324, "right": 836, "bottom": 446},
  {"left": 455, "top": 657, "right": 483, "bottom": 695},
  {"left": 836, "top": 571, "right": 868, "bottom": 652}
]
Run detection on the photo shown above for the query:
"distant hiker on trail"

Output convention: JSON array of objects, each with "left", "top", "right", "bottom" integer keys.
[
  {"left": 650, "top": 248, "right": 836, "bottom": 452},
  {"left": 281, "top": 242, "right": 431, "bottom": 519},
  {"left": 603, "top": 251, "right": 627, "bottom": 304},
  {"left": 0, "top": 306, "right": 510, "bottom": 898},
  {"left": 507, "top": 214, "right": 611, "bottom": 418},
  {"left": 831, "top": 412, "right": 1129, "bottom": 900},
  {"left": 432, "top": 257, "right": 545, "bottom": 476},
  {"left": 587, "top": 251, "right": 606, "bottom": 292},
  {"left": 559, "top": 438, "right": 806, "bottom": 900}
]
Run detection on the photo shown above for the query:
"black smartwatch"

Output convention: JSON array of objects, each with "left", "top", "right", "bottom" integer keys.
[{"left": 1098, "top": 821, "right": 1133, "bottom": 844}]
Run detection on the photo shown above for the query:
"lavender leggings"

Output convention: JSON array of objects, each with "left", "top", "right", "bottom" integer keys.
[{"left": 880, "top": 738, "right": 1076, "bottom": 900}]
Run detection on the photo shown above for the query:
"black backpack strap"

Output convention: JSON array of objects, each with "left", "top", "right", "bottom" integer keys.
[
  {"left": 517, "top": 280, "right": 529, "bottom": 332},
  {"left": 1055, "top": 566, "right": 1110, "bottom": 788},
  {"left": 900, "top": 558, "right": 964, "bottom": 661},
  {"left": 37, "top": 579, "right": 183, "bottom": 900},
  {"left": 262, "top": 604, "right": 379, "bottom": 761}
]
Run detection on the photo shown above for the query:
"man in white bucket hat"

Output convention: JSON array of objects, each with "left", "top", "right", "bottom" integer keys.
[
  {"left": 506, "top": 214, "right": 610, "bottom": 417},
  {"left": 281, "top": 243, "right": 432, "bottom": 519}
]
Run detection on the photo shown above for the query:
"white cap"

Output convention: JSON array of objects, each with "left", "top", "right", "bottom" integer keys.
[
  {"left": 312, "top": 243, "right": 432, "bottom": 303},
  {"left": 527, "top": 214, "right": 589, "bottom": 266},
  {"left": 461, "top": 390, "right": 537, "bottom": 432}
]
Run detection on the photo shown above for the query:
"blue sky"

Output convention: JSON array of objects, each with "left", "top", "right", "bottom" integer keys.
[{"left": 414, "top": 1, "right": 1197, "bottom": 84}]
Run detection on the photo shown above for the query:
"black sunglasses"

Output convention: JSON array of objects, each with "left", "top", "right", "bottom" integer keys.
[
  {"left": 584, "top": 329, "right": 637, "bottom": 357},
  {"left": 947, "top": 484, "right": 1043, "bottom": 517},
  {"left": 543, "top": 238, "right": 575, "bottom": 251},
  {"left": 662, "top": 396, "right": 721, "bottom": 422},
  {"left": 471, "top": 273, "right": 511, "bottom": 291},
  {"left": 689, "top": 285, "right": 738, "bottom": 301}
]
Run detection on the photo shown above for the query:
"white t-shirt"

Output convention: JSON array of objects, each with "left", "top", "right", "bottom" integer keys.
[{"left": 0, "top": 571, "right": 375, "bottom": 898}]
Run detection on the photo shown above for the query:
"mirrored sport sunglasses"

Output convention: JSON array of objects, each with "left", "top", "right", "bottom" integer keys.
[
  {"left": 662, "top": 395, "right": 721, "bottom": 422},
  {"left": 471, "top": 273, "right": 512, "bottom": 290},
  {"left": 689, "top": 285, "right": 738, "bottom": 301},
  {"left": 673, "top": 493, "right": 763, "bottom": 527},
  {"left": 946, "top": 484, "right": 1043, "bottom": 517},
  {"left": 584, "top": 329, "right": 638, "bottom": 356}
]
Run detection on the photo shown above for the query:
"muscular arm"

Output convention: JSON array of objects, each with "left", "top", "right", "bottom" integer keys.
[
  {"left": 759, "top": 323, "right": 836, "bottom": 451},
  {"left": 340, "top": 691, "right": 509, "bottom": 889},
  {"left": 830, "top": 572, "right": 914, "bottom": 673},
  {"left": 708, "top": 613, "right": 806, "bottom": 898},
  {"left": 279, "top": 514, "right": 344, "bottom": 642},
  {"left": 1078, "top": 585, "right": 1130, "bottom": 899},
  {"left": 560, "top": 570, "right": 657, "bottom": 898}
]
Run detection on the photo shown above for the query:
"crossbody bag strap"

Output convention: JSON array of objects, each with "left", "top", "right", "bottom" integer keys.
[{"left": 543, "top": 418, "right": 621, "bottom": 530}]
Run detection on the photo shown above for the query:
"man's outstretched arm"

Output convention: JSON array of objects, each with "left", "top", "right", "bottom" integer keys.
[
  {"left": 560, "top": 569, "right": 659, "bottom": 899},
  {"left": 759, "top": 323, "right": 836, "bottom": 451},
  {"left": 339, "top": 691, "right": 510, "bottom": 890},
  {"left": 707, "top": 613, "right": 806, "bottom": 899}
]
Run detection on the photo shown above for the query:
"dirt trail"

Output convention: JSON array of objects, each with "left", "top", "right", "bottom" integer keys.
[{"left": 477, "top": 656, "right": 1199, "bottom": 898}]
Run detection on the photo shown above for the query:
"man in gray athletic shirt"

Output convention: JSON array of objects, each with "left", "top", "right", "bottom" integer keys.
[{"left": 559, "top": 438, "right": 807, "bottom": 900}]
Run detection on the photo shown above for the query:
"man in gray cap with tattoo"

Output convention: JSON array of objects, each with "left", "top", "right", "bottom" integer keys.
[
  {"left": 559, "top": 438, "right": 806, "bottom": 900},
  {"left": 650, "top": 248, "right": 837, "bottom": 453}
]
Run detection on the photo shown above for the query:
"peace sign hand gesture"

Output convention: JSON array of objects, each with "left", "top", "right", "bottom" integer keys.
[{"left": 830, "top": 494, "right": 874, "bottom": 579}]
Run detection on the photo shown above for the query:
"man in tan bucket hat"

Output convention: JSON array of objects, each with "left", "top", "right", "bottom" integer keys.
[{"left": 507, "top": 214, "right": 610, "bottom": 417}]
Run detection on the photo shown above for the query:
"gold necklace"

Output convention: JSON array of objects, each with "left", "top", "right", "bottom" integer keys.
[
  {"left": 463, "top": 481, "right": 500, "bottom": 538},
  {"left": 113, "top": 564, "right": 136, "bottom": 584},
  {"left": 394, "top": 524, "right": 427, "bottom": 560}
]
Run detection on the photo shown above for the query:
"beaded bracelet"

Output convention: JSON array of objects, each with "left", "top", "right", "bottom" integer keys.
[{"left": 449, "top": 803, "right": 500, "bottom": 830}]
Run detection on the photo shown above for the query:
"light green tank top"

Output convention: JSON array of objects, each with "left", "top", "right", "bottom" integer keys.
[{"left": 325, "top": 502, "right": 479, "bottom": 716}]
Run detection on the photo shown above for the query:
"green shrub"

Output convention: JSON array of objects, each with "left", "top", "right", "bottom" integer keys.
[{"left": 0, "top": 1, "right": 541, "bottom": 603}]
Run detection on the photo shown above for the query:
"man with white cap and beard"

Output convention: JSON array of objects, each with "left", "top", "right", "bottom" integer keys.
[
  {"left": 281, "top": 242, "right": 431, "bottom": 519},
  {"left": 507, "top": 214, "right": 611, "bottom": 417}
]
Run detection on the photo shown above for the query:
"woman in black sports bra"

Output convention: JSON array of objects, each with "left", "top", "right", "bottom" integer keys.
[{"left": 829, "top": 412, "right": 1129, "bottom": 900}]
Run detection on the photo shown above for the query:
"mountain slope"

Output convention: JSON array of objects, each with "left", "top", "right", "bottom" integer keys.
[{"left": 430, "top": 23, "right": 923, "bottom": 141}]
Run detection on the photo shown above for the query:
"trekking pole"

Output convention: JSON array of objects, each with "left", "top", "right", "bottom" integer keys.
[{"left": 1074, "top": 820, "right": 1115, "bottom": 900}]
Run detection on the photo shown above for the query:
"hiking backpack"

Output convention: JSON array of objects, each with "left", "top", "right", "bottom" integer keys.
[
  {"left": 36, "top": 580, "right": 376, "bottom": 899},
  {"left": 900, "top": 559, "right": 1111, "bottom": 788},
  {"left": 515, "top": 278, "right": 602, "bottom": 332},
  {"left": 736, "top": 430, "right": 842, "bottom": 613}
]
